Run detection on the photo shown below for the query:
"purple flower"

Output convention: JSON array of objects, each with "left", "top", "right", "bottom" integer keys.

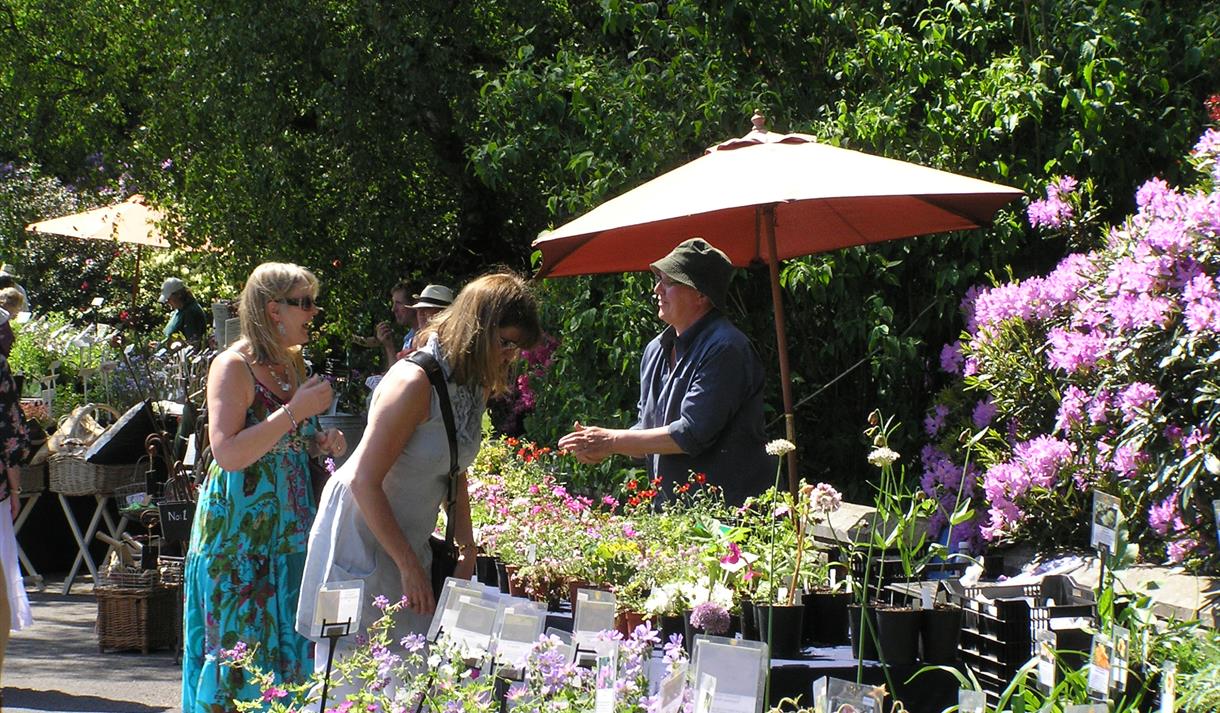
[
  {"left": 1028, "top": 176, "right": 1078, "bottom": 229},
  {"left": 1055, "top": 385, "right": 1088, "bottom": 433},
  {"left": 1118, "top": 382, "right": 1158, "bottom": 422},
  {"left": 689, "top": 601, "right": 730, "bottom": 635},
  {"left": 1167, "top": 536, "right": 1200, "bottom": 564},
  {"left": 924, "top": 404, "right": 949, "bottom": 437},
  {"left": 373, "top": 594, "right": 390, "bottom": 610},
  {"left": 1047, "top": 328, "right": 1107, "bottom": 373},
  {"left": 1148, "top": 493, "right": 1185, "bottom": 536},
  {"left": 940, "top": 342, "right": 964, "bottom": 374},
  {"left": 972, "top": 399, "right": 997, "bottom": 429},
  {"left": 261, "top": 687, "right": 288, "bottom": 702}
]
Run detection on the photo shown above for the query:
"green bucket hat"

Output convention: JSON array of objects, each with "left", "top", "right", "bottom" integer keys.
[{"left": 650, "top": 237, "right": 733, "bottom": 311}]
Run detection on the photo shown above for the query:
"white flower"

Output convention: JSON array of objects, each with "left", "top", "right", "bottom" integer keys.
[
  {"left": 867, "top": 446, "right": 900, "bottom": 468},
  {"left": 805, "top": 482, "right": 843, "bottom": 513},
  {"left": 766, "top": 439, "right": 796, "bottom": 456},
  {"left": 644, "top": 586, "right": 673, "bottom": 615}
]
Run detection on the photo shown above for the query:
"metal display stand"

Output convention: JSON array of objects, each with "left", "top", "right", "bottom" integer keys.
[
  {"left": 14, "top": 490, "right": 44, "bottom": 589},
  {"left": 57, "top": 492, "right": 129, "bottom": 594}
]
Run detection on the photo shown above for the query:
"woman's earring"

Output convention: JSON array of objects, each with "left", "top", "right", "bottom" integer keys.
[{"left": 277, "top": 322, "right": 287, "bottom": 336}]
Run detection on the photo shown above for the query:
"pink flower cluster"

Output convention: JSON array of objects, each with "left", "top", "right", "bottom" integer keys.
[{"left": 1027, "top": 176, "right": 1078, "bottom": 229}]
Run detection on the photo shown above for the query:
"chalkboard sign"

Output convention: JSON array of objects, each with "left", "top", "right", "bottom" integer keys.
[{"left": 158, "top": 500, "right": 195, "bottom": 543}]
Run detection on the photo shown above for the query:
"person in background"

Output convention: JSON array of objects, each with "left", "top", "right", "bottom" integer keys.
[
  {"left": 401, "top": 283, "right": 454, "bottom": 353},
  {"left": 558, "top": 238, "right": 770, "bottom": 505},
  {"left": 0, "top": 265, "right": 27, "bottom": 313},
  {"left": 0, "top": 289, "right": 23, "bottom": 358},
  {"left": 369, "top": 280, "right": 418, "bottom": 371},
  {"left": 182, "top": 262, "right": 346, "bottom": 712},
  {"left": 0, "top": 286, "right": 31, "bottom": 706},
  {"left": 297, "top": 272, "right": 539, "bottom": 668},
  {"left": 157, "top": 276, "right": 209, "bottom": 347}
]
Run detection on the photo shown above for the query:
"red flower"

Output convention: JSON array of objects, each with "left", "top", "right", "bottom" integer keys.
[
  {"left": 694, "top": 472, "right": 707, "bottom": 484},
  {"left": 628, "top": 496, "right": 641, "bottom": 507},
  {"left": 1208, "top": 93, "right": 1220, "bottom": 123},
  {"left": 626, "top": 479, "right": 638, "bottom": 491}
]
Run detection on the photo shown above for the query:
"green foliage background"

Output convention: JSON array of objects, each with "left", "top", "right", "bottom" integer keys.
[{"left": 1, "top": 0, "right": 1217, "bottom": 495}]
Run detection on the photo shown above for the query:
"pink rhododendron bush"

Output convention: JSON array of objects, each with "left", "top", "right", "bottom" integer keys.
[{"left": 926, "top": 129, "right": 1220, "bottom": 572}]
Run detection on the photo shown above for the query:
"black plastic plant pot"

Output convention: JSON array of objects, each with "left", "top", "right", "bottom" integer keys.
[
  {"left": 875, "top": 607, "right": 923, "bottom": 666},
  {"left": 803, "top": 590, "right": 852, "bottom": 645},
  {"left": 475, "top": 555, "right": 499, "bottom": 587},
  {"left": 494, "top": 560, "right": 511, "bottom": 594},
  {"left": 848, "top": 604, "right": 879, "bottom": 661},
  {"left": 738, "top": 599, "right": 760, "bottom": 641},
  {"left": 919, "top": 605, "right": 962, "bottom": 664},
  {"left": 754, "top": 603, "right": 806, "bottom": 659}
]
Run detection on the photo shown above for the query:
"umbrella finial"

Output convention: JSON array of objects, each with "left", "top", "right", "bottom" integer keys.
[{"left": 751, "top": 112, "right": 767, "bottom": 133}]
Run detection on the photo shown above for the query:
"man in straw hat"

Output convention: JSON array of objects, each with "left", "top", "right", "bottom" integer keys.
[
  {"left": 0, "top": 264, "right": 28, "bottom": 311},
  {"left": 559, "top": 237, "right": 769, "bottom": 505}
]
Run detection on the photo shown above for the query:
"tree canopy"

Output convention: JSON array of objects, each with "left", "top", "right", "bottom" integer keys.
[{"left": 1, "top": 0, "right": 1216, "bottom": 492}]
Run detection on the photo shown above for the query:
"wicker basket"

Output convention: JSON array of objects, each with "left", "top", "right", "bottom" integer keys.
[
  {"left": 158, "top": 556, "right": 185, "bottom": 587},
  {"left": 48, "top": 454, "right": 143, "bottom": 496},
  {"left": 18, "top": 461, "right": 47, "bottom": 493},
  {"left": 95, "top": 585, "right": 178, "bottom": 653},
  {"left": 97, "top": 567, "right": 160, "bottom": 590}
]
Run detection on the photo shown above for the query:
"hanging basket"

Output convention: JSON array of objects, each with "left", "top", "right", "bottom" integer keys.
[{"left": 48, "top": 454, "right": 143, "bottom": 496}]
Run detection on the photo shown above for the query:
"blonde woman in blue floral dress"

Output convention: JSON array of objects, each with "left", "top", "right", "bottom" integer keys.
[{"left": 182, "top": 263, "right": 346, "bottom": 713}]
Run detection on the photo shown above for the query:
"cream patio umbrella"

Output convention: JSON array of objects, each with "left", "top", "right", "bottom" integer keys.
[
  {"left": 533, "top": 114, "right": 1025, "bottom": 495},
  {"left": 26, "top": 194, "right": 172, "bottom": 308}
]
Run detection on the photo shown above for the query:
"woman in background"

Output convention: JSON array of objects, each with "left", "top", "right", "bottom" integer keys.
[
  {"left": 297, "top": 272, "right": 539, "bottom": 663},
  {"left": 0, "top": 286, "right": 30, "bottom": 706},
  {"left": 182, "top": 262, "right": 345, "bottom": 712}
]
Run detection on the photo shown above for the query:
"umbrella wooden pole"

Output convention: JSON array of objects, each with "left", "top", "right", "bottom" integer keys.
[
  {"left": 131, "top": 245, "right": 142, "bottom": 311},
  {"left": 763, "top": 205, "right": 799, "bottom": 498}
]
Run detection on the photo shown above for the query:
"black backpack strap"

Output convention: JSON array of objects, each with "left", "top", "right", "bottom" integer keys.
[{"left": 407, "top": 351, "right": 459, "bottom": 537}]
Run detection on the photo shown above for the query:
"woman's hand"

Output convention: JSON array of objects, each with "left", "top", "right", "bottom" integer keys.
[
  {"left": 400, "top": 560, "right": 435, "bottom": 616},
  {"left": 288, "top": 375, "right": 334, "bottom": 420},
  {"left": 315, "top": 428, "right": 347, "bottom": 458}
]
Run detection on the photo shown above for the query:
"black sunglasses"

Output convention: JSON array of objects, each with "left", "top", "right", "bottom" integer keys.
[{"left": 278, "top": 296, "right": 319, "bottom": 310}]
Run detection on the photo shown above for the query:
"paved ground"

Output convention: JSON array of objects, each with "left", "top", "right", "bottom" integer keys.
[{"left": 5, "top": 577, "right": 181, "bottom": 713}]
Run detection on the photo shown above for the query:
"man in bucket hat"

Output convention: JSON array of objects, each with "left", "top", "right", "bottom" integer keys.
[{"left": 559, "top": 237, "right": 769, "bottom": 505}]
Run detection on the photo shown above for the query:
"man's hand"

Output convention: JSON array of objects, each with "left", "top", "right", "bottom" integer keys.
[
  {"left": 374, "top": 321, "right": 395, "bottom": 348},
  {"left": 557, "top": 421, "right": 617, "bottom": 464}
]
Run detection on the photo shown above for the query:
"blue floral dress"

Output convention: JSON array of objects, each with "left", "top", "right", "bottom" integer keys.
[{"left": 181, "top": 369, "right": 318, "bottom": 713}]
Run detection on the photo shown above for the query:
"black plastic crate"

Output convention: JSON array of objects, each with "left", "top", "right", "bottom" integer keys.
[{"left": 945, "top": 575, "right": 1095, "bottom": 705}]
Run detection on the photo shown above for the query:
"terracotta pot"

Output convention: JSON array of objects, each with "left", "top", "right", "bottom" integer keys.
[
  {"left": 567, "top": 578, "right": 593, "bottom": 610},
  {"left": 504, "top": 564, "right": 525, "bottom": 597},
  {"left": 614, "top": 610, "right": 644, "bottom": 637}
]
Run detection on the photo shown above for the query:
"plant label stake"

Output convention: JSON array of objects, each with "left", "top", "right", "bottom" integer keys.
[
  {"left": 311, "top": 581, "right": 362, "bottom": 713},
  {"left": 1212, "top": 500, "right": 1220, "bottom": 548},
  {"left": 1035, "top": 629, "right": 1057, "bottom": 693},
  {"left": 957, "top": 689, "right": 985, "bottom": 713},
  {"left": 1086, "top": 632, "right": 1113, "bottom": 700},
  {"left": 1110, "top": 625, "right": 1130, "bottom": 694},
  {"left": 593, "top": 640, "right": 618, "bottom": 713},
  {"left": 1159, "top": 660, "right": 1176, "bottom": 713},
  {"left": 1090, "top": 491, "right": 1121, "bottom": 555},
  {"left": 658, "top": 661, "right": 688, "bottom": 713}
]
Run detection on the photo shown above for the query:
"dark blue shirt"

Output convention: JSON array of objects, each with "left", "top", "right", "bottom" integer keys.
[{"left": 635, "top": 310, "right": 770, "bottom": 505}]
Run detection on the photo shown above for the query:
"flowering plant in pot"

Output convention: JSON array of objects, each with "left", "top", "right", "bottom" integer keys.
[{"left": 752, "top": 439, "right": 808, "bottom": 661}]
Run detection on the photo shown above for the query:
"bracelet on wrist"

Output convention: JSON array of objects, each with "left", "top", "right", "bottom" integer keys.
[{"left": 281, "top": 404, "right": 299, "bottom": 431}]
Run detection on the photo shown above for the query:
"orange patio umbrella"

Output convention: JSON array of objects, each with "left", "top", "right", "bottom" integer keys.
[
  {"left": 533, "top": 114, "right": 1024, "bottom": 494},
  {"left": 26, "top": 194, "right": 172, "bottom": 308}
]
